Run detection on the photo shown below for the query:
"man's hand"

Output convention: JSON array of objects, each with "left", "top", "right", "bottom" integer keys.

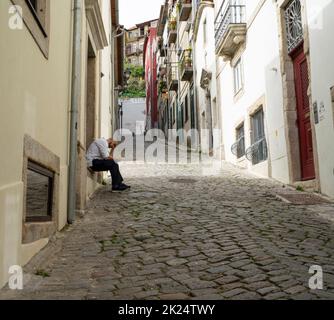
[{"left": 111, "top": 141, "right": 119, "bottom": 149}]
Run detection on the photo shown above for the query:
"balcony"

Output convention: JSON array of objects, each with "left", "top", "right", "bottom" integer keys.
[
  {"left": 246, "top": 138, "right": 268, "bottom": 165},
  {"left": 180, "top": 49, "right": 193, "bottom": 81},
  {"left": 168, "top": 66, "right": 178, "bottom": 92},
  {"left": 231, "top": 136, "right": 245, "bottom": 159},
  {"left": 179, "top": 0, "right": 192, "bottom": 21},
  {"left": 158, "top": 38, "right": 167, "bottom": 57},
  {"left": 215, "top": 2, "right": 246, "bottom": 60},
  {"left": 168, "top": 19, "right": 177, "bottom": 45}
]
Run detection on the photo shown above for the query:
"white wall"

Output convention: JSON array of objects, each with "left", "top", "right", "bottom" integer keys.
[
  {"left": 100, "top": 0, "right": 112, "bottom": 139},
  {"left": 194, "top": 6, "right": 217, "bottom": 149},
  {"left": 306, "top": 0, "right": 334, "bottom": 197},
  {"left": 0, "top": 0, "right": 73, "bottom": 288},
  {"left": 216, "top": 0, "right": 289, "bottom": 182}
]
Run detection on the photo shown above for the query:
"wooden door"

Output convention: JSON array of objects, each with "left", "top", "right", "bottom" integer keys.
[{"left": 292, "top": 46, "right": 316, "bottom": 180}]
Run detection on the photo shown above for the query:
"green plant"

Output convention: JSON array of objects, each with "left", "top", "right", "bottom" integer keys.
[
  {"left": 159, "top": 80, "right": 167, "bottom": 93},
  {"left": 168, "top": 15, "right": 177, "bottom": 31},
  {"left": 296, "top": 185, "right": 305, "bottom": 192},
  {"left": 35, "top": 269, "right": 50, "bottom": 278},
  {"left": 121, "top": 63, "right": 146, "bottom": 98}
]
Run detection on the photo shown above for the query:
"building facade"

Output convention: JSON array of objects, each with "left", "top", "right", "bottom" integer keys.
[
  {"left": 156, "top": 0, "right": 334, "bottom": 197},
  {"left": 144, "top": 27, "right": 158, "bottom": 131},
  {"left": 125, "top": 19, "right": 158, "bottom": 66},
  {"left": 214, "top": 0, "right": 334, "bottom": 198},
  {"left": 0, "top": 0, "right": 123, "bottom": 288},
  {"left": 155, "top": 0, "right": 198, "bottom": 146}
]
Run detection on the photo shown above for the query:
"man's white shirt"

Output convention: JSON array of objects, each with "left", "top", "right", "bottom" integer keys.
[{"left": 86, "top": 138, "right": 110, "bottom": 168}]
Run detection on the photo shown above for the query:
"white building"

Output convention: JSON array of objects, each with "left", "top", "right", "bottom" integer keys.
[
  {"left": 193, "top": 0, "right": 220, "bottom": 154},
  {"left": 304, "top": 0, "right": 334, "bottom": 198},
  {"left": 214, "top": 0, "right": 334, "bottom": 197}
]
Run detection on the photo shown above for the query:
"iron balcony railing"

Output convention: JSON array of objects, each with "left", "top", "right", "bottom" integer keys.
[
  {"left": 215, "top": 1, "right": 246, "bottom": 48},
  {"left": 245, "top": 137, "right": 268, "bottom": 165},
  {"left": 231, "top": 135, "right": 245, "bottom": 159}
]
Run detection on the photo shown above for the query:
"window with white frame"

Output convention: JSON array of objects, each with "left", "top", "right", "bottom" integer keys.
[{"left": 233, "top": 58, "right": 244, "bottom": 94}]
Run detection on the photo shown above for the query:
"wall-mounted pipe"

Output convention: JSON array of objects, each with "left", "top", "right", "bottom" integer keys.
[{"left": 67, "top": 0, "right": 83, "bottom": 224}]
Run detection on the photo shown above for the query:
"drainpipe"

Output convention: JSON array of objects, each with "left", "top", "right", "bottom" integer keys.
[
  {"left": 192, "top": 1, "right": 201, "bottom": 153},
  {"left": 67, "top": 0, "right": 83, "bottom": 224}
]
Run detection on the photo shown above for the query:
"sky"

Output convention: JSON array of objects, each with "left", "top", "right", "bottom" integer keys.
[{"left": 119, "top": 0, "right": 164, "bottom": 28}]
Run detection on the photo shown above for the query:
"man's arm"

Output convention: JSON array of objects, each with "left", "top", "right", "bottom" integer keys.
[
  {"left": 108, "top": 140, "right": 119, "bottom": 160},
  {"left": 96, "top": 139, "right": 110, "bottom": 159}
]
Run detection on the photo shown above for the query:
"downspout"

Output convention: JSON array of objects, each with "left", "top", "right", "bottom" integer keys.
[
  {"left": 68, "top": 0, "right": 83, "bottom": 224},
  {"left": 192, "top": 0, "right": 201, "bottom": 153}
]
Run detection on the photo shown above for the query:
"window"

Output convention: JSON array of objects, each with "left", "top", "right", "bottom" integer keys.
[
  {"left": 184, "top": 94, "right": 189, "bottom": 123},
  {"left": 203, "top": 19, "right": 207, "bottom": 45},
  {"left": 233, "top": 58, "right": 244, "bottom": 94},
  {"left": 180, "top": 103, "right": 184, "bottom": 129},
  {"left": 25, "top": 0, "right": 47, "bottom": 33},
  {"left": 285, "top": 0, "right": 303, "bottom": 54},
  {"left": 173, "top": 102, "right": 176, "bottom": 124},
  {"left": 26, "top": 161, "right": 54, "bottom": 222},
  {"left": 12, "top": 0, "right": 50, "bottom": 58},
  {"left": 190, "top": 85, "right": 196, "bottom": 129},
  {"left": 251, "top": 109, "right": 268, "bottom": 165},
  {"left": 236, "top": 124, "right": 245, "bottom": 158}
]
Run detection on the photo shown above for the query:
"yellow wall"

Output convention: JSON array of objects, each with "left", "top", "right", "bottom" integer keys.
[{"left": 0, "top": 0, "right": 73, "bottom": 288}]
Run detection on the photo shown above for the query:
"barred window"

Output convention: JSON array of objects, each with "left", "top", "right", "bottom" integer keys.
[
  {"left": 251, "top": 109, "right": 268, "bottom": 165},
  {"left": 236, "top": 124, "right": 245, "bottom": 158}
]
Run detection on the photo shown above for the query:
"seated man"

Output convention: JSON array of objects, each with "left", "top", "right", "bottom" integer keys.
[{"left": 86, "top": 138, "right": 130, "bottom": 192}]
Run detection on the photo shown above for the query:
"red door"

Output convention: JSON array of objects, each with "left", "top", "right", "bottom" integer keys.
[{"left": 292, "top": 46, "right": 316, "bottom": 180}]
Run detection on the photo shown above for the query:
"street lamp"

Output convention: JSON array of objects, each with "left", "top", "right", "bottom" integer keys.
[{"left": 118, "top": 102, "right": 123, "bottom": 136}]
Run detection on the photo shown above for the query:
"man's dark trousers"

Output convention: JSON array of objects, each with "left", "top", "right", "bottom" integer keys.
[{"left": 91, "top": 159, "right": 123, "bottom": 186}]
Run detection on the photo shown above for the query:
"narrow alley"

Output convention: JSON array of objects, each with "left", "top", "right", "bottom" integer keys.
[
  {"left": 1, "top": 0, "right": 334, "bottom": 303},
  {"left": 1, "top": 161, "right": 334, "bottom": 300}
]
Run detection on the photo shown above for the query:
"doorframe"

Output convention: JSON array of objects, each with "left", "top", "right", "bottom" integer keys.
[{"left": 276, "top": 0, "right": 321, "bottom": 190}]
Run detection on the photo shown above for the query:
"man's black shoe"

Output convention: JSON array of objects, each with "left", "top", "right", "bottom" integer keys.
[
  {"left": 112, "top": 184, "right": 129, "bottom": 192},
  {"left": 120, "top": 183, "right": 131, "bottom": 189}
]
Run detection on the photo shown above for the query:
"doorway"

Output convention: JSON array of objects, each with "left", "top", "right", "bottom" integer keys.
[
  {"left": 291, "top": 45, "right": 316, "bottom": 180},
  {"left": 86, "top": 37, "right": 97, "bottom": 150}
]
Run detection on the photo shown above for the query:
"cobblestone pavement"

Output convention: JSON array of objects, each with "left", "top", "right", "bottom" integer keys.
[{"left": 1, "top": 161, "right": 334, "bottom": 300}]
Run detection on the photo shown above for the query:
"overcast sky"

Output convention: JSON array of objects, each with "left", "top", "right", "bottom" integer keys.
[{"left": 119, "top": 0, "right": 164, "bottom": 28}]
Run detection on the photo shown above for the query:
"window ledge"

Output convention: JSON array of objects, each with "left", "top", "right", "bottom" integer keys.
[
  {"left": 11, "top": 0, "right": 50, "bottom": 59},
  {"left": 234, "top": 87, "right": 244, "bottom": 102}
]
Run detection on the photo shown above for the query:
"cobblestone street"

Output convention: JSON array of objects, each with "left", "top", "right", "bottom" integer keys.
[{"left": 1, "top": 161, "right": 334, "bottom": 300}]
